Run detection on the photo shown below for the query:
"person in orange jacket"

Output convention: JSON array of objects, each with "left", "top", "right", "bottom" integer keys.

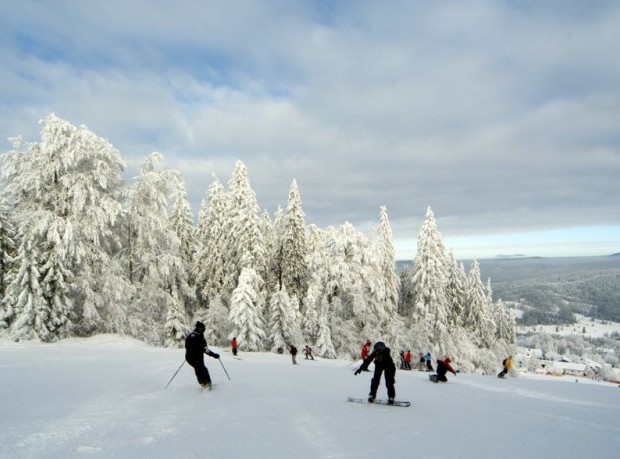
[{"left": 231, "top": 337, "right": 238, "bottom": 357}]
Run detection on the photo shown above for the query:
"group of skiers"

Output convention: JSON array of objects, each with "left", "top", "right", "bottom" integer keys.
[{"left": 184, "top": 321, "right": 510, "bottom": 401}]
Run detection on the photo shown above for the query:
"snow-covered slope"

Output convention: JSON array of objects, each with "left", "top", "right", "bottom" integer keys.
[{"left": 1, "top": 335, "right": 618, "bottom": 458}]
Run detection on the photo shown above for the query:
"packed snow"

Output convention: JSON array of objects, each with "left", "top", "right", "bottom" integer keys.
[{"left": 1, "top": 335, "right": 619, "bottom": 459}]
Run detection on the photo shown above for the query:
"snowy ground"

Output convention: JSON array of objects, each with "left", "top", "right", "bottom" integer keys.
[
  {"left": 518, "top": 313, "right": 620, "bottom": 339},
  {"left": 1, "top": 335, "right": 619, "bottom": 459}
]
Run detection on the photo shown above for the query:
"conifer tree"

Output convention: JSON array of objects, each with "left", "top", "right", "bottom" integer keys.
[
  {"left": 280, "top": 179, "right": 309, "bottom": 302},
  {"left": 411, "top": 207, "right": 449, "bottom": 340},
  {"left": 228, "top": 267, "right": 265, "bottom": 351},
  {"left": 222, "top": 161, "right": 264, "bottom": 300},
  {"left": 377, "top": 206, "right": 399, "bottom": 316},
  {"left": 267, "top": 285, "right": 295, "bottom": 352},
  {"left": 445, "top": 252, "right": 466, "bottom": 327},
  {"left": 195, "top": 175, "right": 227, "bottom": 307},
  {"left": 463, "top": 259, "right": 494, "bottom": 347},
  {"left": 0, "top": 198, "right": 16, "bottom": 327}
]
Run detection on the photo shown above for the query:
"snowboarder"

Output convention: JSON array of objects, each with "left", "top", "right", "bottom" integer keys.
[
  {"left": 354, "top": 341, "right": 396, "bottom": 404},
  {"left": 303, "top": 345, "right": 315, "bottom": 360},
  {"left": 418, "top": 353, "right": 425, "bottom": 371},
  {"left": 399, "top": 351, "right": 407, "bottom": 370},
  {"left": 184, "top": 321, "right": 220, "bottom": 390},
  {"left": 424, "top": 352, "right": 433, "bottom": 372},
  {"left": 231, "top": 337, "right": 238, "bottom": 357},
  {"left": 361, "top": 339, "right": 371, "bottom": 370},
  {"left": 432, "top": 357, "right": 457, "bottom": 383},
  {"left": 498, "top": 355, "right": 512, "bottom": 378},
  {"left": 287, "top": 344, "right": 298, "bottom": 364}
]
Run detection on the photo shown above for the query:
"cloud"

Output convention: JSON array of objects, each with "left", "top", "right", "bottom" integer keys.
[{"left": 1, "top": 0, "right": 619, "bottom": 258}]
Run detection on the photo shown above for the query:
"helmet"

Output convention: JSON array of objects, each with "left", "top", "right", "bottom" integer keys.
[
  {"left": 373, "top": 341, "right": 386, "bottom": 353},
  {"left": 195, "top": 321, "right": 206, "bottom": 332}
]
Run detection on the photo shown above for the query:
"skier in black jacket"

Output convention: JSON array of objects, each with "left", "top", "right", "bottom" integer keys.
[
  {"left": 185, "top": 321, "right": 220, "bottom": 389},
  {"left": 354, "top": 341, "right": 396, "bottom": 404}
]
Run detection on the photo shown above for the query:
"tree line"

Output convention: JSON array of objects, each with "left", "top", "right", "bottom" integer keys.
[{"left": 0, "top": 114, "right": 516, "bottom": 374}]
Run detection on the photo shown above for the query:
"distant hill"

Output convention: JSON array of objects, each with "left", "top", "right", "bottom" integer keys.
[{"left": 398, "top": 256, "right": 620, "bottom": 324}]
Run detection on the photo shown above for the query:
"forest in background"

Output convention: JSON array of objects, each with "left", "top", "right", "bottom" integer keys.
[{"left": 0, "top": 114, "right": 520, "bottom": 374}]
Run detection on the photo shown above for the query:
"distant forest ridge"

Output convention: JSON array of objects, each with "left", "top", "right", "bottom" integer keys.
[{"left": 398, "top": 255, "right": 620, "bottom": 325}]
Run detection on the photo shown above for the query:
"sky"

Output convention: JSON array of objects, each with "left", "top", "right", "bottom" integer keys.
[
  {"left": 1, "top": 334, "right": 619, "bottom": 458},
  {"left": 1, "top": 0, "right": 619, "bottom": 260}
]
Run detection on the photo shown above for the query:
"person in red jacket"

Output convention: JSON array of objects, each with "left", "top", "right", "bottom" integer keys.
[
  {"left": 404, "top": 350, "right": 412, "bottom": 370},
  {"left": 231, "top": 337, "right": 238, "bottom": 356},
  {"left": 361, "top": 339, "right": 371, "bottom": 360},
  {"left": 435, "top": 357, "right": 457, "bottom": 382}
]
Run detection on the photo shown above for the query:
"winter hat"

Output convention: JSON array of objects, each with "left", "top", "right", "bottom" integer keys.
[
  {"left": 195, "top": 321, "right": 205, "bottom": 331},
  {"left": 373, "top": 341, "right": 386, "bottom": 353}
]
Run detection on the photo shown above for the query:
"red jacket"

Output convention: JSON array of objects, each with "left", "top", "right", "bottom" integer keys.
[
  {"left": 361, "top": 342, "right": 371, "bottom": 359},
  {"left": 436, "top": 358, "right": 456, "bottom": 376},
  {"left": 231, "top": 339, "right": 238, "bottom": 349},
  {"left": 404, "top": 351, "right": 412, "bottom": 363}
]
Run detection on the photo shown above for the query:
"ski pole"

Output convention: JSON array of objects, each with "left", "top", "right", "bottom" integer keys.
[
  {"left": 219, "top": 358, "right": 231, "bottom": 380},
  {"left": 165, "top": 360, "right": 186, "bottom": 389}
]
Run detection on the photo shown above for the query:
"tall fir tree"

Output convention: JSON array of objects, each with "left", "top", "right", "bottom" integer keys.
[
  {"left": 377, "top": 206, "right": 399, "bottom": 317},
  {"left": 280, "top": 179, "right": 309, "bottom": 303},
  {"left": 228, "top": 267, "right": 266, "bottom": 351}
]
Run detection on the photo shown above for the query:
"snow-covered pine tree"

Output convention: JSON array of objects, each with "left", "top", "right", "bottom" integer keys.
[
  {"left": 2, "top": 115, "right": 128, "bottom": 338},
  {"left": 462, "top": 259, "right": 495, "bottom": 347},
  {"left": 6, "top": 221, "right": 49, "bottom": 341},
  {"left": 228, "top": 267, "right": 266, "bottom": 351},
  {"left": 377, "top": 206, "right": 399, "bottom": 317},
  {"left": 0, "top": 197, "right": 16, "bottom": 327},
  {"left": 410, "top": 207, "right": 449, "bottom": 344},
  {"left": 168, "top": 174, "right": 197, "bottom": 318},
  {"left": 267, "top": 285, "right": 295, "bottom": 352},
  {"left": 195, "top": 175, "right": 227, "bottom": 308},
  {"left": 315, "top": 297, "right": 337, "bottom": 358},
  {"left": 222, "top": 161, "right": 265, "bottom": 300},
  {"left": 445, "top": 251, "right": 466, "bottom": 327},
  {"left": 280, "top": 179, "right": 309, "bottom": 303},
  {"left": 127, "top": 153, "right": 188, "bottom": 344},
  {"left": 301, "top": 282, "right": 320, "bottom": 344}
]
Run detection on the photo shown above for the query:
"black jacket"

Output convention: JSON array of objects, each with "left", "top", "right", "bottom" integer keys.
[
  {"left": 359, "top": 348, "right": 396, "bottom": 375},
  {"left": 185, "top": 330, "right": 208, "bottom": 363}
]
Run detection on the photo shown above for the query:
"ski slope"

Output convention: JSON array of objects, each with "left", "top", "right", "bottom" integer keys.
[{"left": 1, "top": 334, "right": 618, "bottom": 458}]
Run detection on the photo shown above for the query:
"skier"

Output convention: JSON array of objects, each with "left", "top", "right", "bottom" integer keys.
[
  {"left": 424, "top": 352, "right": 433, "bottom": 372},
  {"left": 287, "top": 344, "right": 298, "bottom": 364},
  {"left": 498, "top": 355, "right": 512, "bottom": 378},
  {"left": 185, "top": 321, "right": 220, "bottom": 390},
  {"left": 303, "top": 345, "right": 315, "bottom": 360},
  {"left": 433, "top": 357, "right": 457, "bottom": 382},
  {"left": 354, "top": 341, "right": 396, "bottom": 404},
  {"left": 231, "top": 337, "right": 238, "bottom": 357}
]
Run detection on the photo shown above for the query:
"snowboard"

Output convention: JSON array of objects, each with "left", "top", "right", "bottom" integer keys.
[
  {"left": 429, "top": 374, "right": 445, "bottom": 383},
  {"left": 347, "top": 397, "right": 410, "bottom": 407}
]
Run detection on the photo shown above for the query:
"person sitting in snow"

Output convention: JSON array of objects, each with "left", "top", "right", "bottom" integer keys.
[
  {"left": 185, "top": 321, "right": 220, "bottom": 390},
  {"left": 434, "top": 357, "right": 457, "bottom": 382},
  {"left": 354, "top": 341, "right": 397, "bottom": 404},
  {"left": 498, "top": 356, "right": 512, "bottom": 378}
]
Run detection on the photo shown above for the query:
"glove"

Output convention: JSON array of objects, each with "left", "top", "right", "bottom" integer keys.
[
  {"left": 354, "top": 368, "right": 362, "bottom": 375},
  {"left": 212, "top": 352, "right": 220, "bottom": 359}
]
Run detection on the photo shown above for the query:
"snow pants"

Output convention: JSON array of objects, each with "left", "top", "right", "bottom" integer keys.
[
  {"left": 187, "top": 358, "right": 212, "bottom": 386},
  {"left": 370, "top": 364, "right": 395, "bottom": 399}
]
